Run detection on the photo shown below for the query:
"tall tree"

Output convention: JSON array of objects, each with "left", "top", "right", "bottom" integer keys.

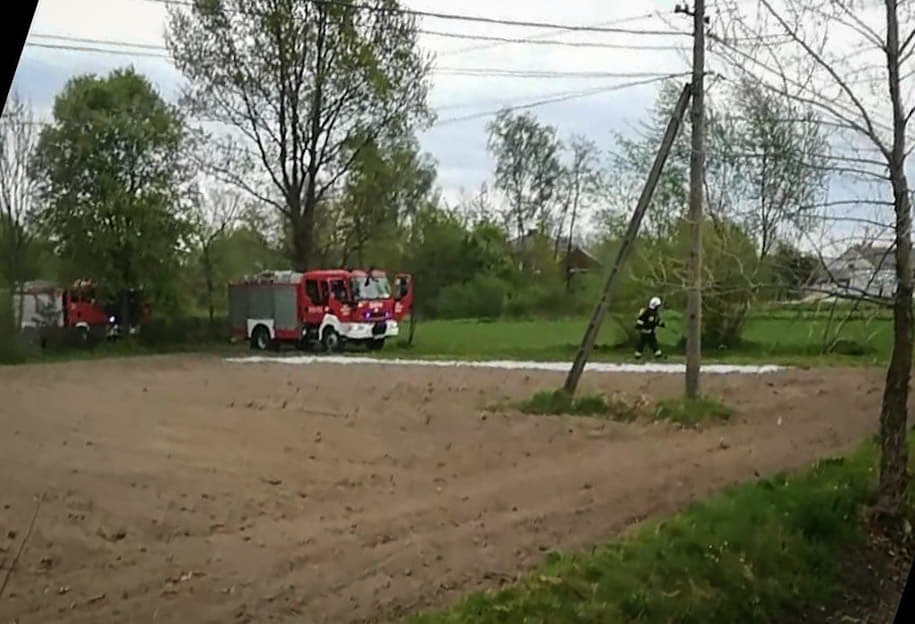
[
  {"left": 557, "top": 135, "right": 601, "bottom": 291},
  {"left": 0, "top": 93, "right": 39, "bottom": 329},
  {"left": 31, "top": 68, "right": 191, "bottom": 326},
  {"left": 487, "top": 110, "right": 563, "bottom": 246},
  {"left": 166, "top": 0, "right": 433, "bottom": 270},
  {"left": 604, "top": 81, "right": 691, "bottom": 241},
  {"left": 190, "top": 185, "right": 240, "bottom": 327},
  {"left": 335, "top": 134, "right": 436, "bottom": 266},
  {"left": 728, "top": 79, "right": 829, "bottom": 258},
  {"left": 606, "top": 79, "right": 826, "bottom": 252},
  {"left": 716, "top": 0, "right": 915, "bottom": 514}
]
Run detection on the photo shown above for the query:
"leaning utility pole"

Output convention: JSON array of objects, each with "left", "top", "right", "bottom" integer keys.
[
  {"left": 562, "top": 84, "right": 692, "bottom": 396},
  {"left": 677, "top": 0, "right": 707, "bottom": 399}
]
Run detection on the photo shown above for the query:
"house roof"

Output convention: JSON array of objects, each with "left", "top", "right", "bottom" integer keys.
[
  {"left": 508, "top": 229, "right": 602, "bottom": 266},
  {"left": 841, "top": 244, "right": 895, "bottom": 269}
]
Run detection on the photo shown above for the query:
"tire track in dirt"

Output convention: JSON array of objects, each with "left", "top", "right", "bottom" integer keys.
[{"left": 0, "top": 356, "right": 888, "bottom": 623}]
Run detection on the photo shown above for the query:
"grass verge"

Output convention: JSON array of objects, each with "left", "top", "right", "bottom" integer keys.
[
  {"left": 518, "top": 390, "right": 649, "bottom": 422},
  {"left": 407, "top": 441, "right": 899, "bottom": 624},
  {"left": 654, "top": 396, "right": 734, "bottom": 428}
]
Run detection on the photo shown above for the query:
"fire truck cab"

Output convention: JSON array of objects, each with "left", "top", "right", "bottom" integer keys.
[
  {"left": 14, "top": 280, "right": 150, "bottom": 346},
  {"left": 229, "top": 268, "right": 413, "bottom": 352}
]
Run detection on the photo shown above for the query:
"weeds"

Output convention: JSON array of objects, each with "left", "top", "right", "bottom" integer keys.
[
  {"left": 654, "top": 396, "right": 733, "bottom": 428},
  {"left": 518, "top": 390, "right": 651, "bottom": 422}
]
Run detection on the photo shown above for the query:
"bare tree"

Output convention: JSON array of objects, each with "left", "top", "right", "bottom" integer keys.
[
  {"left": 557, "top": 135, "right": 601, "bottom": 291},
  {"left": 0, "top": 93, "right": 39, "bottom": 330},
  {"left": 190, "top": 186, "right": 241, "bottom": 328},
  {"left": 714, "top": 0, "right": 915, "bottom": 514},
  {"left": 166, "top": 0, "right": 433, "bottom": 270}
]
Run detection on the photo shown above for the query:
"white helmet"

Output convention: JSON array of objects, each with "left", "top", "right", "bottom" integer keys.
[{"left": 649, "top": 296, "right": 662, "bottom": 309}]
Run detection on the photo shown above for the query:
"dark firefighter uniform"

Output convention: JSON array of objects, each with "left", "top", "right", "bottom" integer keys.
[{"left": 635, "top": 303, "right": 664, "bottom": 358}]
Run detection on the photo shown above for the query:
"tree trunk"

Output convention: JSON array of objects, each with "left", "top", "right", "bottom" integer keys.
[
  {"left": 565, "top": 184, "right": 580, "bottom": 294},
  {"left": 290, "top": 197, "right": 314, "bottom": 272},
  {"left": 877, "top": 0, "right": 912, "bottom": 514},
  {"left": 203, "top": 247, "right": 215, "bottom": 331},
  {"left": 120, "top": 289, "right": 131, "bottom": 340},
  {"left": 15, "top": 278, "right": 25, "bottom": 332},
  {"left": 878, "top": 165, "right": 912, "bottom": 513}
]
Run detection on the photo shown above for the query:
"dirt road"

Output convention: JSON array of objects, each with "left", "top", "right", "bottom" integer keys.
[{"left": 0, "top": 356, "right": 886, "bottom": 623}]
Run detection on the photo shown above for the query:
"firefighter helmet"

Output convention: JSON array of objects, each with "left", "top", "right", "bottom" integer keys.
[{"left": 649, "top": 296, "right": 662, "bottom": 310}]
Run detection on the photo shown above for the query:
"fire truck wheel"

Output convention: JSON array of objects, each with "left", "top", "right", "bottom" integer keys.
[
  {"left": 367, "top": 338, "right": 385, "bottom": 351},
  {"left": 250, "top": 325, "right": 272, "bottom": 351},
  {"left": 322, "top": 328, "right": 343, "bottom": 353}
]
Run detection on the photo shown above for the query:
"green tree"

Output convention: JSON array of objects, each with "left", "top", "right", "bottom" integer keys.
[
  {"left": 166, "top": 0, "right": 433, "bottom": 270},
  {"left": 604, "top": 81, "right": 689, "bottom": 241},
  {"left": 605, "top": 79, "right": 826, "bottom": 255},
  {"left": 768, "top": 241, "right": 818, "bottom": 300},
  {"left": 722, "top": 79, "right": 828, "bottom": 258},
  {"left": 31, "top": 68, "right": 191, "bottom": 327},
  {"left": 336, "top": 134, "right": 437, "bottom": 267},
  {"left": 487, "top": 110, "right": 563, "bottom": 246}
]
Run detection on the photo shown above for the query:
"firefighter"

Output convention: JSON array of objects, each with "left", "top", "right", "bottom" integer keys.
[{"left": 635, "top": 296, "right": 665, "bottom": 359}]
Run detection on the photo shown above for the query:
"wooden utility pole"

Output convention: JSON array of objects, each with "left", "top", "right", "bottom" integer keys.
[
  {"left": 678, "top": 1, "right": 707, "bottom": 399},
  {"left": 562, "top": 84, "right": 692, "bottom": 396}
]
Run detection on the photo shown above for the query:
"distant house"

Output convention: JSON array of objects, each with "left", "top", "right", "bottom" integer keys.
[
  {"left": 508, "top": 229, "right": 603, "bottom": 276},
  {"left": 807, "top": 244, "right": 901, "bottom": 300}
]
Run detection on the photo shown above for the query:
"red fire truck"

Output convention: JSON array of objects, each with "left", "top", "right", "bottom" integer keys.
[
  {"left": 228, "top": 268, "right": 413, "bottom": 352},
  {"left": 14, "top": 280, "right": 150, "bottom": 345}
]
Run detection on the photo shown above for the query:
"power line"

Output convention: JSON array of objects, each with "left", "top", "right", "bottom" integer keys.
[
  {"left": 29, "top": 30, "right": 686, "bottom": 54},
  {"left": 30, "top": 33, "right": 166, "bottom": 51},
  {"left": 24, "top": 41, "right": 170, "bottom": 58},
  {"left": 432, "top": 73, "right": 689, "bottom": 126},
  {"left": 432, "top": 84, "right": 647, "bottom": 111},
  {"left": 25, "top": 37, "right": 685, "bottom": 81},
  {"left": 139, "top": 0, "right": 691, "bottom": 36},
  {"left": 419, "top": 29, "right": 685, "bottom": 51},
  {"left": 439, "top": 11, "right": 674, "bottom": 57},
  {"left": 436, "top": 69, "right": 679, "bottom": 79},
  {"left": 25, "top": 30, "right": 681, "bottom": 56}
]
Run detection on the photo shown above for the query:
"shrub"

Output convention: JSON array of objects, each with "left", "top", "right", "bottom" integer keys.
[
  {"left": 137, "top": 316, "right": 228, "bottom": 347},
  {"left": 614, "top": 219, "right": 761, "bottom": 349},
  {"left": 435, "top": 274, "right": 507, "bottom": 320},
  {"left": 0, "top": 292, "right": 25, "bottom": 364}
]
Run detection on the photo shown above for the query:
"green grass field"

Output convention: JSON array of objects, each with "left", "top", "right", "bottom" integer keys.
[
  {"left": 6, "top": 304, "right": 895, "bottom": 367},
  {"left": 388, "top": 308, "right": 893, "bottom": 366},
  {"left": 407, "top": 440, "right": 911, "bottom": 624}
]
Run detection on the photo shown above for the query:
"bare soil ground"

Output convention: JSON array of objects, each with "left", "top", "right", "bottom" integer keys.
[{"left": 0, "top": 356, "right": 888, "bottom": 623}]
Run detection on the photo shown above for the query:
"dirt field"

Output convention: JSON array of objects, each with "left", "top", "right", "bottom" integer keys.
[{"left": 0, "top": 355, "right": 888, "bottom": 623}]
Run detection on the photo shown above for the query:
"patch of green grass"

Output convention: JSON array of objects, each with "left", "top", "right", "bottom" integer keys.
[
  {"left": 654, "top": 396, "right": 734, "bottom": 428},
  {"left": 517, "top": 390, "right": 652, "bottom": 422},
  {"left": 519, "top": 390, "right": 609, "bottom": 417},
  {"left": 386, "top": 309, "right": 892, "bottom": 367},
  {"left": 407, "top": 442, "right": 890, "bottom": 624}
]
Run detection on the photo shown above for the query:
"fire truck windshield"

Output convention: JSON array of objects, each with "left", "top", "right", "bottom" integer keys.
[{"left": 352, "top": 275, "right": 391, "bottom": 301}]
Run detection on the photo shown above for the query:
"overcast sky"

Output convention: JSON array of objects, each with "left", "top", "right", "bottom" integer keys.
[
  {"left": 12, "top": 0, "right": 693, "bottom": 205},
  {"left": 11, "top": 0, "right": 911, "bottom": 255}
]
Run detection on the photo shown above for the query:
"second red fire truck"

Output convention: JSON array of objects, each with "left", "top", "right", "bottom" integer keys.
[{"left": 228, "top": 268, "right": 413, "bottom": 352}]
